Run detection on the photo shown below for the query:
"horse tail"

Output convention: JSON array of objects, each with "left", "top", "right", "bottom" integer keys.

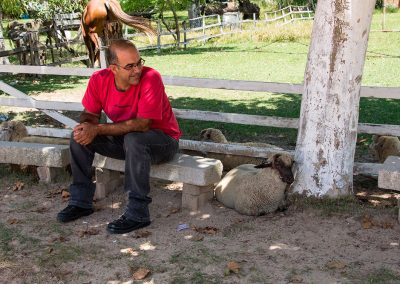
[{"left": 107, "top": 0, "right": 156, "bottom": 37}]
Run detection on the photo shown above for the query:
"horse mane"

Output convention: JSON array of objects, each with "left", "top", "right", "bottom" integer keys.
[{"left": 107, "top": 0, "right": 156, "bottom": 36}]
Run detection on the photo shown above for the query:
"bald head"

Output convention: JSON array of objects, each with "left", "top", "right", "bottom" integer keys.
[{"left": 106, "top": 39, "right": 138, "bottom": 65}]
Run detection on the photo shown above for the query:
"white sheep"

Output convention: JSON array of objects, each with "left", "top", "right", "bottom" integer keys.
[
  {"left": 369, "top": 135, "right": 400, "bottom": 163},
  {"left": 198, "top": 128, "right": 283, "bottom": 170},
  {"left": 0, "top": 120, "right": 28, "bottom": 141},
  {"left": 214, "top": 153, "right": 294, "bottom": 216},
  {"left": 0, "top": 120, "right": 69, "bottom": 145}
]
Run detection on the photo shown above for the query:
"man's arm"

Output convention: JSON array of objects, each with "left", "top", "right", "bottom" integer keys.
[
  {"left": 96, "top": 118, "right": 151, "bottom": 136},
  {"left": 73, "top": 110, "right": 152, "bottom": 145},
  {"left": 80, "top": 110, "right": 100, "bottom": 124}
]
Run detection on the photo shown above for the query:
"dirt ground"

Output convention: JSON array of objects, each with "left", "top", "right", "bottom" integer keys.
[
  {"left": 0, "top": 166, "right": 399, "bottom": 284},
  {"left": 1, "top": 86, "right": 400, "bottom": 283}
]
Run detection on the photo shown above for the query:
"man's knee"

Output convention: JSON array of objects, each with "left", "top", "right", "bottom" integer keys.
[{"left": 124, "top": 132, "right": 147, "bottom": 149}]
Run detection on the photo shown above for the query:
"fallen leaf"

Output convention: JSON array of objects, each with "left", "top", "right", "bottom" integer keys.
[
  {"left": 78, "top": 228, "right": 100, "bottom": 238},
  {"left": 61, "top": 190, "right": 70, "bottom": 199},
  {"left": 134, "top": 230, "right": 152, "bottom": 239},
  {"left": 12, "top": 181, "right": 24, "bottom": 191},
  {"left": 362, "top": 215, "right": 373, "bottom": 229},
  {"left": 32, "top": 206, "right": 49, "bottom": 213},
  {"left": 7, "top": 218, "right": 21, "bottom": 225},
  {"left": 121, "top": 247, "right": 139, "bottom": 256},
  {"left": 46, "top": 188, "right": 64, "bottom": 198},
  {"left": 326, "top": 260, "right": 346, "bottom": 269},
  {"left": 48, "top": 247, "right": 54, "bottom": 254},
  {"left": 288, "top": 275, "right": 304, "bottom": 283},
  {"left": 193, "top": 226, "right": 219, "bottom": 235},
  {"left": 227, "top": 261, "right": 240, "bottom": 274},
  {"left": 132, "top": 267, "right": 150, "bottom": 280}
]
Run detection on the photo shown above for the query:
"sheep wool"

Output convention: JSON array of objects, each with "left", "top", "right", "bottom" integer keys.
[
  {"left": 369, "top": 135, "right": 400, "bottom": 163},
  {"left": 215, "top": 164, "right": 287, "bottom": 216}
]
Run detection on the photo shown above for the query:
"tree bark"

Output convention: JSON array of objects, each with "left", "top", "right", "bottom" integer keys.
[
  {"left": 188, "top": 0, "right": 201, "bottom": 28},
  {"left": 291, "top": 0, "right": 376, "bottom": 196},
  {"left": 0, "top": 8, "right": 10, "bottom": 64}
]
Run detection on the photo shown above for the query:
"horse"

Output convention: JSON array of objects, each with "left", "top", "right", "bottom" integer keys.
[{"left": 81, "top": 0, "right": 155, "bottom": 67}]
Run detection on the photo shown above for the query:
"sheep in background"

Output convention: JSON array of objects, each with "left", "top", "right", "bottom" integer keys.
[
  {"left": 0, "top": 120, "right": 28, "bottom": 141},
  {"left": 198, "top": 128, "right": 283, "bottom": 170},
  {"left": 0, "top": 121, "right": 69, "bottom": 145},
  {"left": 214, "top": 153, "right": 294, "bottom": 216},
  {"left": 369, "top": 135, "right": 400, "bottom": 163}
]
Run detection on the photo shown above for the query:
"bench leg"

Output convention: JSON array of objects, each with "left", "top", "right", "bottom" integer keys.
[
  {"left": 94, "top": 168, "right": 122, "bottom": 200},
  {"left": 37, "top": 166, "right": 64, "bottom": 183},
  {"left": 181, "top": 184, "right": 214, "bottom": 211}
]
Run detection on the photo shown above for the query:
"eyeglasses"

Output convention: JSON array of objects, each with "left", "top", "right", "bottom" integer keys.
[{"left": 113, "top": 58, "right": 145, "bottom": 71}]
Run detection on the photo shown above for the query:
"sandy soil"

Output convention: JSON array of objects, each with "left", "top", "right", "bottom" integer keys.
[{"left": 0, "top": 169, "right": 399, "bottom": 284}]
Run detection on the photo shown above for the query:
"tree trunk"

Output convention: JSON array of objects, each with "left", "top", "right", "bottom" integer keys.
[
  {"left": 188, "top": 0, "right": 201, "bottom": 28},
  {"left": 291, "top": 0, "right": 376, "bottom": 197},
  {"left": 0, "top": 8, "right": 10, "bottom": 65},
  {"left": 167, "top": 0, "right": 180, "bottom": 47}
]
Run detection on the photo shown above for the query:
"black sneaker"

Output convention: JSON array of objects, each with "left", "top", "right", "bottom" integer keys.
[
  {"left": 107, "top": 215, "right": 150, "bottom": 234},
  {"left": 57, "top": 205, "right": 94, "bottom": 223}
]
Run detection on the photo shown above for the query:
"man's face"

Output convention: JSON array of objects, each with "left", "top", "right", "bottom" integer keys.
[{"left": 113, "top": 47, "right": 143, "bottom": 86}]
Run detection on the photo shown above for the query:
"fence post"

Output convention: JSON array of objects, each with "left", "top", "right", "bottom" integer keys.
[
  {"left": 282, "top": 8, "right": 287, "bottom": 23},
  {"left": 289, "top": 6, "right": 293, "bottom": 22},
  {"left": 202, "top": 15, "right": 206, "bottom": 36},
  {"left": 157, "top": 20, "right": 161, "bottom": 53},
  {"left": 218, "top": 14, "right": 223, "bottom": 34},
  {"left": 253, "top": 13, "right": 256, "bottom": 28},
  {"left": 182, "top": 21, "right": 187, "bottom": 49}
]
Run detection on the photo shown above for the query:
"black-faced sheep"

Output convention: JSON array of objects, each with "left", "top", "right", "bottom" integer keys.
[
  {"left": 369, "top": 135, "right": 400, "bottom": 163},
  {"left": 214, "top": 153, "right": 294, "bottom": 216},
  {"left": 197, "top": 128, "right": 283, "bottom": 170}
]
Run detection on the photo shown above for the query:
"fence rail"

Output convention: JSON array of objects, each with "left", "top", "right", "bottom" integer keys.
[{"left": 0, "top": 64, "right": 399, "bottom": 175}]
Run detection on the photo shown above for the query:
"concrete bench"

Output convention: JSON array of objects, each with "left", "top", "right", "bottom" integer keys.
[
  {"left": 93, "top": 153, "right": 223, "bottom": 211},
  {"left": 0, "top": 141, "right": 70, "bottom": 183},
  {"left": 378, "top": 156, "right": 400, "bottom": 222}
]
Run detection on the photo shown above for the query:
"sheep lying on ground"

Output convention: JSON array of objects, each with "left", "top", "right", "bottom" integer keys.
[
  {"left": 214, "top": 153, "right": 294, "bottom": 216},
  {"left": 0, "top": 120, "right": 28, "bottom": 141},
  {"left": 0, "top": 121, "right": 69, "bottom": 144},
  {"left": 197, "top": 128, "right": 283, "bottom": 170},
  {"left": 369, "top": 135, "right": 400, "bottom": 163}
]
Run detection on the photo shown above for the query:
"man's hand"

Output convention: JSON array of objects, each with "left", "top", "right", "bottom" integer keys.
[{"left": 73, "top": 122, "right": 98, "bottom": 146}]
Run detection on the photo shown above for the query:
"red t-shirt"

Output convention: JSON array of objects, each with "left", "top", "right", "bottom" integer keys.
[{"left": 82, "top": 67, "right": 182, "bottom": 140}]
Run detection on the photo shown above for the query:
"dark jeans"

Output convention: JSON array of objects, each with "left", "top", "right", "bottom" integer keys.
[{"left": 68, "top": 129, "right": 179, "bottom": 222}]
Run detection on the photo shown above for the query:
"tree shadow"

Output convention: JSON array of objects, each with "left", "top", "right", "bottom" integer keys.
[{"left": 0, "top": 74, "right": 87, "bottom": 95}]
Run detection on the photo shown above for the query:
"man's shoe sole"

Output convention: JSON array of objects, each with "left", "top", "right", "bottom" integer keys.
[{"left": 106, "top": 221, "right": 151, "bottom": 234}]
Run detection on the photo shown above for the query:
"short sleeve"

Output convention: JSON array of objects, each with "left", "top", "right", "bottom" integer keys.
[
  {"left": 137, "top": 70, "right": 164, "bottom": 120},
  {"left": 82, "top": 75, "right": 102, "bottom": 114}
]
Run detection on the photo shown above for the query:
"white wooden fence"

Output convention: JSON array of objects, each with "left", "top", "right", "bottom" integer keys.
[
  {"left": 0, "top": 64, "right": 399, "bottom": 175},
  {"left": 126, "top": 5, "right": 314, "bottom": 50}
]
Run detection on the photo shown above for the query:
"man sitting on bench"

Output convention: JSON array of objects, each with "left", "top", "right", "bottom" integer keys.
[{"left": 57, "top": 39, "right": 182, "bottom": 234}]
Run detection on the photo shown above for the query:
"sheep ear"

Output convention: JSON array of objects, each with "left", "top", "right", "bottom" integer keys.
[
  {"left": 199, "top": 130, "right": 206, "bottom": 139},
  {"left": 254, "top": 160, "right": 272, "bottom": 169}
]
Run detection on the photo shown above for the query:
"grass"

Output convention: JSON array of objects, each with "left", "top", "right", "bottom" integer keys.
[
  {"left": 0, "top": 222, "right": 40, "bottom": 259},
  {"left": 0, "top": 13, "right": 399, "bottom": 147},
  {"left": 354, "top": 267, "right": 400, "bottom": 284}
]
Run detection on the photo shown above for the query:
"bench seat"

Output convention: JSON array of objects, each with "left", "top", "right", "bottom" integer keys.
[
  {"left": 378, "top": 156, "right": 400, "bottom": 222},
  {"left": 93, "top": 153, "right": 223, "bottom": 211},
  {"left": 0, "top": 141, "right": 70, "bottom": 182}
]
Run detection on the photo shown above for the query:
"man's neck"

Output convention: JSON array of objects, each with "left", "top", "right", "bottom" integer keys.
[{"left": 114, "top": 79, "right": 129, "bottom": 92}]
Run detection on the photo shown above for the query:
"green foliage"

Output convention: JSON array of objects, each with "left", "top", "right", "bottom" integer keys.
[
  {"left": 0, "top": 0, "right": 26, "bottom": 18},
  {"left": 26, "top": 0, "right": 87, "bottom": 19}
]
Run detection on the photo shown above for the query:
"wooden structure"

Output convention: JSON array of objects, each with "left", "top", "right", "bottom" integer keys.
[
  {"left": 0, "top": 64, "right": 398, "bottom": 180},
  {"left": 2, "top": 14, "right": 88, "bottom": 67}
]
